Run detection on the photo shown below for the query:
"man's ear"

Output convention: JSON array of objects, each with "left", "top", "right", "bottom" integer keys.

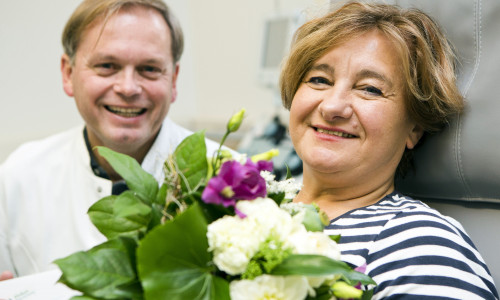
[
  {"left": 61, "top": 54, "right": 74, "bottom": 97},
  {"left": 170, "top": 63, "right": 180, "bottom": 103},
  {"left": 406, "top": 124, "right": 424, "bottom": 149}
]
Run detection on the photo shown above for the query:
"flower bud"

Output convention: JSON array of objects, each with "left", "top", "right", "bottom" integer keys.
[
  {"left": 251, "top": 149, "right": 279, "bottom": 162},
  {"left": 227, "top": 109, "right": 246, "bottom": 133},
  {"left": 219, "top": 150, "right": 233, "bottom": 159},
  {"left": 332, "top": 281, "right": 363, "bottom": 299},
  {"left": 301, "top": 205, "right": 325, "bottom": 232}
]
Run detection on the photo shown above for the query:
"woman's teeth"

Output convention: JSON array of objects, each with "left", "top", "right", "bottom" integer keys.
[
  {"left": 106, "top": 106, "right": 146, "bottom": 117},
  {"left": 316, "top": 128, "right": 355, "bottom": 138}
]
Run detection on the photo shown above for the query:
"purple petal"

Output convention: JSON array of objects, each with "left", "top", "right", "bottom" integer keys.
[
  {"left": 256, "top": 160, "right": 273, "bottom": 172},
  {"left": 202, "top": 177, "right": 228, "bottom": 205},
  {"left": 234, "top": 207, "right": 247, "bottom": 219}
]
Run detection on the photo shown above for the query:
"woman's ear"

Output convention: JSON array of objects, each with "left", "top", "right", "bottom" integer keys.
[
  {"left": 61, "top": 54, "right": 74, "bottom": 97},
  {"left": 406, "top": 124, "right": 424, "bottom": 149}
]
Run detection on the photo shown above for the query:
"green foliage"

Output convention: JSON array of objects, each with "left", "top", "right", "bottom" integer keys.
[
  {"left": 267, "top": 191, "right": 286, "bottom": 206},
  {"left": 242, "top": 239, "right": 292, "bottom": 280},
  {"left": 137, "top": 203, "right": 229, "bottom": 300},
  {"left": 301, "top": 204, "right": 326, "bottom": 232},
  {"left": 88, "top": 192, "right": 151, "bottom": 241},
  {"left": 96, "top": 147, "right": 158, "bottom": 203},
  {"left": 306, "top": 284, "right": 335, "bottom": 300},
  {"left": 329, "top": 234, "right": 341, "bottom": 243},
  {"left": 55, "top": 238, "right": 139, "bottom": 299},
  {"left": 170, "top": 131, "right": 208, "bottom": 195},
  {"left": 271, "top": 254, "right": 376, "bottom": 286}
]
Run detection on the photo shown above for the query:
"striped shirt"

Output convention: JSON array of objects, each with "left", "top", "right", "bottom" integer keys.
[{"left": 324, "top": 192, "right": 498, "bottom": 299}]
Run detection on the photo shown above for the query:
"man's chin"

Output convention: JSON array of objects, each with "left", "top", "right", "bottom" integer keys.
[{"left": 102, "top": 132, "right": 151, "bottom": 151}]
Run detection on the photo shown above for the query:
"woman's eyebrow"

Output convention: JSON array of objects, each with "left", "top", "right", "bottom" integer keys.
[
  {"left": 309, "top": 63, "right": 335, "bottom": 75},
  {"left": 356, "top": 69, "right": 393, "bottom": 89}
]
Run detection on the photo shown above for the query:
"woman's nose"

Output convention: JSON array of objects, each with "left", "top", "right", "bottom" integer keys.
[
  {"left": 114, "top": 68, "right": 142, "bottom": 98},
  {"left": 318, "top": 85, "right": 353, "bottom": 121}
]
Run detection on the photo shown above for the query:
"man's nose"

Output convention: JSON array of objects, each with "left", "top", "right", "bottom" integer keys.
[{"left": 114, "top": 68, "right": 142, "bottom": 98}]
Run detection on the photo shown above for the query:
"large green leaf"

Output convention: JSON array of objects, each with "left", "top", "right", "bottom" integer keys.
[
  {"left": 88, "top": 191, "right": 151, "bottom": 240},
  {"left": 172, "top": 131, "right": 209, "bottom": 194},
  {"left": 55, "top": 238, "right": 138, "bottom": 299},
  {"left": 96, "top": 147, "right": 158, "bottom": 203},
  {"left": 137, "top": 203, "right": 230, "bottom": 300},
  {"left": 271, "top": 254, "right": 376, "bottom": 285}
]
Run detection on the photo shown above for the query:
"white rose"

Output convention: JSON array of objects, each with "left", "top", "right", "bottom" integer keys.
[
  {"left": 229, "top": 275, "right": 310, "bottom": 300},
  {"left": 237, "top": 198, "right": 298, "bottom": 242},
  {"left": 287, "top": 231, "right": 342, "bottom": 290},
  {"left": 207, "top": 215, "right": 264, "bottom": 275},
  {"left": 288, "top": 231, "right": 340, "bottom": 260}
]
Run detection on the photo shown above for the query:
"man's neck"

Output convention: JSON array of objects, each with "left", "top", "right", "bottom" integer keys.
[{"left": 83, "top": 127, "right": 158, "bottom": 182}]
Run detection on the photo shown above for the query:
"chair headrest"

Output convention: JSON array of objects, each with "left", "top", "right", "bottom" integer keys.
[{"left": 395, "top": 0, "right": 500, "bottom": 204}]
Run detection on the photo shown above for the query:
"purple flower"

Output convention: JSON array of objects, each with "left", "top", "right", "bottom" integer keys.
[
  {"left": 202, "top": 159, "right": 272, "bottom": 209},
  {"left": 354, "top": 264, "right": 368, "bottom": 290}
]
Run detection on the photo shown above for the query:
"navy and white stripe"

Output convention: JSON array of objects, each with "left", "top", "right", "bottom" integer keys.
[{"left": 324, "top": 192, "right": 498, "bottom": 299}]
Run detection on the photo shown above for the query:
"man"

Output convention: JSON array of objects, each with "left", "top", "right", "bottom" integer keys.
[{"left": 0, "top": 0, "right": 224, "bottom": 278}]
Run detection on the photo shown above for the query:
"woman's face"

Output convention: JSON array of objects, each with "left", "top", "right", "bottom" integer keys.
[{"left": 289, "top": 30, "right": 422, "bottom": 186}]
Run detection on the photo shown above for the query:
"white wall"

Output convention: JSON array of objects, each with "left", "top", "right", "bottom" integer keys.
[{"left": 0, "top": 0, "right": 330, "bottom": 163}]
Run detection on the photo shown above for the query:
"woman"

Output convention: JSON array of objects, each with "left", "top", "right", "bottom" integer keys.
[{"left": 280, "top": 1, "right": 498, "bottom": 298}]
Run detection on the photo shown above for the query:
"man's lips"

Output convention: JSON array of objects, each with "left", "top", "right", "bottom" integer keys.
[
  {"left": 313, "top": 126, "right": 357, "bottom": 138},
  {"left": 105, "top": 105, "right": 147, "bottom": 117}
]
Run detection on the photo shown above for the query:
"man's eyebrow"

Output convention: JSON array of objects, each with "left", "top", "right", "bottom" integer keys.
[
  {"left": 356, "top": 69, "right": 393, "bottom": 88},
  {"left": 88, "top": 53, "right": 117, "bottom": 62},
  {"left": 88, "top": 54, "right": 165, "bottom": 65}
]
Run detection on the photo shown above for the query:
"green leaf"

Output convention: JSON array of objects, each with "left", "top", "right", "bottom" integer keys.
[
  {"left": 329, "top": 235, "right": 341, "bottom": 243},
  {"left": 55, "top": 238, "right": 138, "bottom": 299},
  {"left": 88, "top": 192, "right": 151, "bottom": 240},
  {"left": 137, "top": 203, "right": 229, "bottom": 300},
  {"left": 173, "top": 131, "right": 209, "bottom": 194},
  {"left": 301, "top": 205, "right": 325, "bottom": 232},
  {"left": 268, "top": 191, "right": 286, "bottom": 206},
  {"left": 285, "top": 164, "right": 293, "bottom": 180},
  {"left": 145, "top": 183, "right": 169, "bottom": 230},
  {"left": 154, "top": 183, "right": 168, "bottom": 206},
  {"left": 96, "top": 147, "right": 158, "bottom": 203},
  {"left": 271, "top": 254, "right": 376, "bottom": 285}
]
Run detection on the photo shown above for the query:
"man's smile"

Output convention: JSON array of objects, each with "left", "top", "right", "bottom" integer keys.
[{"left": 105, "top": 105, "right": 147, "bottom": 117}]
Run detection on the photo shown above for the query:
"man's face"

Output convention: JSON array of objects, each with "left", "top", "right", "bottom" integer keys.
[{"left": 61, "top": 6, "right": 178, "bottom": 158}]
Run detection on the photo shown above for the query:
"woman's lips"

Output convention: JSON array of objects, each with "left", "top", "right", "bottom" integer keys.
[{"left": 314, "top": 127, "right": 357, "bottom": 138}]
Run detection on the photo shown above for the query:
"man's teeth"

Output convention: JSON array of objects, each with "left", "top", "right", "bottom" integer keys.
[
  {"left": 316, "top": 128, "right": 355, "bottom": 138},
  {"left": 106, "top": 106, "right": 145, "bottom": 117}
]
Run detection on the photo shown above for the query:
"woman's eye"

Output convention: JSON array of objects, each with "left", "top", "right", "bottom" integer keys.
[
  {"left": 363, "top": 86, "right": 383, "bottom": 96},
  {"left": 305, "top": 76, "right": 332, "bottom": 89}
]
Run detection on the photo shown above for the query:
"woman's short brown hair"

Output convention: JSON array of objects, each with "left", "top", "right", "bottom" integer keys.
[
  {"left": 62, "top": 0, "right": 184, "bottom": 64},
  {"left": 280, "top": 1, "right": 464, "bottom": 175}
]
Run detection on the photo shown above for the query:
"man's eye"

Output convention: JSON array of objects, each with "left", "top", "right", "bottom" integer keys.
[
  {"left": 94, "top": 63, "right": 118, "bottom": 75},
  {"left": 138, "top": 66, "right": 163, "bottom": 78},
  {"left": 305, "top": 76, "right": 332, "bottom": 90}
]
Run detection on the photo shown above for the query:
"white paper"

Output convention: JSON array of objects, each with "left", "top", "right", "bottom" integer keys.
[{"left": 0, "top": 269, "right": 79, "bottom": 300}]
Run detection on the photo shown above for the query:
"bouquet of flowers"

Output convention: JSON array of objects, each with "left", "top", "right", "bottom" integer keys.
[{"left": 55, "top": 109, "right": 375, "bottom": 300}]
